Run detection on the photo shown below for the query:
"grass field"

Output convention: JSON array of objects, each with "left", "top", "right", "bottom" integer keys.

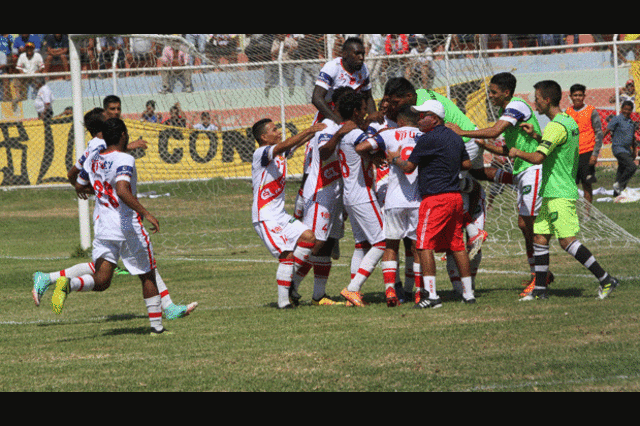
[{"left": 2, "top": 167, "right": 640, "bottom": 392}]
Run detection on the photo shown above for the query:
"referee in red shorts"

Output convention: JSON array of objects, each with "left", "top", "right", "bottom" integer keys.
[{"left": 387, "top": 99, "right": 476, "bottom": 308}]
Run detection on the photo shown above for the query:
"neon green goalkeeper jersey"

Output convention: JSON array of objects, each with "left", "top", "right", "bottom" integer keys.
[
  {"left": 416, "top": 89, "right": 476, "bottom": 142},
  {"left": 536, "top": 112, "right": 580, "bottom": 200}
]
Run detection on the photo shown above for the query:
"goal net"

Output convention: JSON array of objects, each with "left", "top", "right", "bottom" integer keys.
[{"left": 60, "top": 34, "right": 640, "bottom": 260}]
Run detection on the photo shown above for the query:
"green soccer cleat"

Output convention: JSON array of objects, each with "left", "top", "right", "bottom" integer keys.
[
  {"left": 32, "top": 272, "right": 52, "bottom": 307},
  {"left": 164, "top": 302, "right": 198, "bottom": 320},
  {"left": 51, "top": 277, "right": 70, "bottom": 315}
]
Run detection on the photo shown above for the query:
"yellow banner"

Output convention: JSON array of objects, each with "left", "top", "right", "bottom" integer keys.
[{"left": 0, "top": 115, "right": 313, "bottom": 187}]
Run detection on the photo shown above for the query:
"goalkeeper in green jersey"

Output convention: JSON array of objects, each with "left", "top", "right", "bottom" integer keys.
[{"left": 509, "top": 80, "right": 619, "bottom": 301}]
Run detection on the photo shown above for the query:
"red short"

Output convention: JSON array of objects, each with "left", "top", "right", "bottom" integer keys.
[{"left": 416, "top": 192, "right": 465, "bottom": 252}]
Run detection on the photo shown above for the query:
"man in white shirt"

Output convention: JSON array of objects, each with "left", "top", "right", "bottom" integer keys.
[
  {"left": 51, "top": 118, "right": 197, "bottom": 335},
  {"left": 34, "top": 78, "right": 53, "bottom": 120},
  {"left": 15, "top": 42, "right": 44, "bottom": 105}
]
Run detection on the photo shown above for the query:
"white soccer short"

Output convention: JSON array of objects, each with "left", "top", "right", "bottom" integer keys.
[
  {"left": 514, "top": 165, "right": 543, "bottom": 217},
  {"left": 345, "top": 202, "right": 385, "bottom": 245},
  {"left": 301, "top": 197, "right": 345, "bottom": 242},
  {"left": 92, "top": 234, "right": 156, "bottom": 276},
  {"left": 384, "top": 207, "right": 418, "bottom": 241},
  {"left": 254, "top": 217, "right": 311, "bottom": 258}
]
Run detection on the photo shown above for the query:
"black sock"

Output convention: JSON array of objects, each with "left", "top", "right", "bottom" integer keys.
[
  {"left": 533, "top": 243, "right": 550, "bottom": 289},
  {"left": 565, "top": 240, "right": 608, "bottom": 282}
]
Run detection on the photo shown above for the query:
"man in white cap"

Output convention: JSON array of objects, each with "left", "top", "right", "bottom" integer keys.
[{"left": 386, "top": 99, "right": 476, "bottom": 308}]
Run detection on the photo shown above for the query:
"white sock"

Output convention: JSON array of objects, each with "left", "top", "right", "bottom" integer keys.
[
  {"left": 144, "top": 295, "right": 163, "bottom": 331},
  {"left": 461, "top": 276, "right": 474, "bottom": 300},
  {"left": 347, "top": 243, "right": 384, "bottom": 292},
  {"left": 49, "top": 262, "right": 95, "bottom": 282},
  {"left": 276, "top": 259, "right": 294, "bottom": 308},
  {"left": 155, "top": 269, "right": 173, "bottom": 309},
  {"left": 466, "top": 223, "right": 479, "bottom": 239},
  {"left": 424, "top": 275, "right": 437, "bottom": 299},
  {"left": 69, "top": 274, "right": 95, "bottom": 292}
]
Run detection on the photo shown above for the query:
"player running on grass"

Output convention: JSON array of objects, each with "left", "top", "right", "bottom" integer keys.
[
  {"left": 51, "top": 118, "right": 197, "bottom": 335},
  {"left": 32, "top": 107, "right": 192, "bottom": 321}
]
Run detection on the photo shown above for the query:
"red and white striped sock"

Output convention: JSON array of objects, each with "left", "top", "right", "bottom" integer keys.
[
  {"left": 69, "top": 274, "right": 95, "bottom": 292},
  {"left": 49, "top": 262, "right": 95, "bottom": 282},
  {"left": 145, "top": 295, "right": 163, "bottom": 331},
  {"left": 347, "top": 242, "right": 384, "bottom": 292}
]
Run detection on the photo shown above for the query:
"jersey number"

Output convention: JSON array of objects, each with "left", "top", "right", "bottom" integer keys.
[{"left": 93, "top": 180, "right": 120, "bottom": 208}]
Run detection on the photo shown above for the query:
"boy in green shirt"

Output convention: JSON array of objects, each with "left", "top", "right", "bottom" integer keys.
[{"left": 509, "top": 80, "right": 619, "bottom": 301}]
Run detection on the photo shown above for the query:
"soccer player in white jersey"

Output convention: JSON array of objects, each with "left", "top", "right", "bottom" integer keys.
[
  {"left": 358, "top": 104, "right": 423, "bottom": 307},
  {"left": 51, "top": 118, "right": 197, "bottom": 335},
  {"left": 32, "top": 105, "right": 189, "bottom": 320},
  {"left": 312, "top": 37, "right": 376, "bottom": 125},
  {"left": 324, "top": 91, "right": 385, "bottom": 307},
  {"left": 251, "top": 118, "right": 326, "bottom": 309},
  {"left": 292, "top": 91, "right": 354, "bottom": 306}
]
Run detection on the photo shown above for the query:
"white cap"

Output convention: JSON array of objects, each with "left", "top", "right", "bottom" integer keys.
[{"left": 412, "top": 99, "right": 445, "bottom": 119}]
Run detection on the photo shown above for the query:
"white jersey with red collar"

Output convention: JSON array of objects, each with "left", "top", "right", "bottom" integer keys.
[
  {"left": 316, "top": 57, "right": 372, "bottom": 102},
  {"left": 301, "top": 119, "right": 343, "bottom": 204},
  {"left": 338, "top": 127, "right": 377, "bottom": 207},
  {"left": 375, "top": 126, "right": 422, "bottom": 209},
  {"left": 251, "top": 144, "right": 290, "bottom": 224},
  {"left": 77, "top": 149, "right": 139, "bottom": 242}
]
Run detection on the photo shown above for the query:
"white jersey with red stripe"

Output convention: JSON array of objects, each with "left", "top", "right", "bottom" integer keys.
[
  {"left": 301, "top": 119, "right": 343, "bottom": 204},
  {"left": 338, "top": 128, "right": 377, "bottom": 207},
  {"left": 78, "top": 150, "right": 139, "bottom": 242},
  {"left": 375, "top": 126, "right": 422, "bottom": 210},
  {"left": 251, "top": 144, "right": 290, "bottom": 224},
  {"left": 313, "top": 57, "right": 372, "bottom": 123}
]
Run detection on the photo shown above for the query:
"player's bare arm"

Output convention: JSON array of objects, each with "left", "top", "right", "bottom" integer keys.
[
  {"left": 312, "top": 85, "right": 342, "bottom": 124},
  {"left": 273, "top": 122, "right": 326, "bottom": 157},
  {"left": 115, "top": 180, "right": 160, "bottom": 233},
  {"left": 519, "top": 122, "right": 542, "bottom": 142},
  {"left": 386, "top": 147, "right": 417, "bottom": 174},
  {"left": 126, "top": 137, "right": 148, "bottom": 151},
  {"left": 446, "top": 120, "right": 512, "bottom": 155},
  {"left": 508, "top": 147, "right": 546, "bottom": 165}
]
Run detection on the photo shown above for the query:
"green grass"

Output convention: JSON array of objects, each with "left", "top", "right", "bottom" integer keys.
[{"left": 2, "top": 168, "right": 640, "bottom": 392}]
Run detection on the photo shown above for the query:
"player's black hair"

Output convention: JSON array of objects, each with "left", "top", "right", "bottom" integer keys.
[
  {"left": 384, "top": 77, "right": 416, "bottom": 97},
  {"left": 331, "top": 86, "right": 355, "bottom": 104},
  {"left": 534, "top": 80, "right": 563, "bottom": 106},
  {"left": 570, "top": 83, "right": 586, "bottom": 94},
  {"left": 102, "top": 118, "right": 127, "bottom": 147},
  {"left": 396, "top": 103, "right": 419, "bottom": 124},
  {"left": 103, "top": 95, "right": 121, "bottom": 109},
  {"left": 622, "top": 100, "right": 635, "bottom": 110},
  {"left": 338, "top": 91, "right": 365, "bottom": 120},
  {"left": 490, "top": 72, "right": 517, "bottom": 97},
  {"left": 83, "top": 107, "right": 105, "bottom": 137},
  {"left": 252, "top": 118, "right": 273, "bottom": 143},
  {"left": 342, "top": 37, "right": 364, "bottom": 53}
]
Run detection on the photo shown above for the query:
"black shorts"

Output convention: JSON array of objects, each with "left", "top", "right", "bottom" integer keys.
[{"left": 575, "top": 151, "right": 596, "bottom": 184}]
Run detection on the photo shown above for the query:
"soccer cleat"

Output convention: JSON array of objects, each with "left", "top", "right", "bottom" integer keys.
[
  {"left": 32, "top": 272, "right": 51, "bottom": 307},
  {"left": 462, "top": 296, "right": 477, "bottom": 304},
  {"left": 278, "top": 304, "right": 294, "bottom": 310},
  {"left": 312, "top": 295, "right": 345, "bottom": 306},
  {"left": 415, "top": 289, "right": 428, "bottom": 304},
  {"left": 51, "top": 277, "right": 70, "bottom": 314},
  {"left": 519, "top": 286, "right": 548, "bottom": 301},
  {"left": 341, "top": 288, "right": 366, "bottom": 307},
  {"left": 520, "top": 271, "right": 554, "bottom": 297},
  {"left": 164, "top": 302, "right": 198, "bottom": 320},
  {"left": 150, "top": 327, "right": 173, "bottom": 336},
  {"left": 413, "top": 297, "right": 442, "bottom": 309},
  {"left": 385, "top": 287, "right": 399, "bottom": 307},
  {"left": 597, "top": 276, "right": 619, "bottom": 300},
  {"left": 114, "top": 266, "right": 130, "bottom": 276},
  {"left": 467, "top": 229, "right": 488, "bottom": 259},
  {"left": 289, "top": 286, "right": 301, "bottom": 307}
]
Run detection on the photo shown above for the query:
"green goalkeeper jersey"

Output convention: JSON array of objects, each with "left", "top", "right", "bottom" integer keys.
[
  {"left": 416, "top": 89, "right": 476, "bottom": 142},
  {"left": 536, "top": 112, "right": 580, "bottom": 200}
]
